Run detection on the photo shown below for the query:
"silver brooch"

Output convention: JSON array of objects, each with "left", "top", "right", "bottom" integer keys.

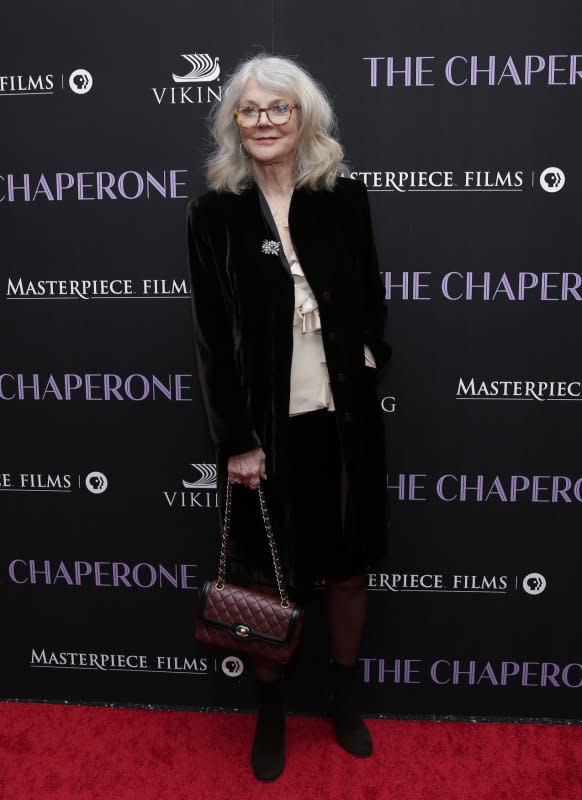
[{"left": 261, "top": 239, "right": 281, "bottom": 256}]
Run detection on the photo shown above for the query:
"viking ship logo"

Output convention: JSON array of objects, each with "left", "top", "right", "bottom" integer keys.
[
  {"left": 172, "top": 54, "right": 220, "bottom": 83},
  {"left": 183, "top": 463, "right": 217, "bottom": 489}
]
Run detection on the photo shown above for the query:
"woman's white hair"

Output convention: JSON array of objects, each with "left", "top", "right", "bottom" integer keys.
[{"left": 204, "top": 52, "right": 351, "bottom": 194}]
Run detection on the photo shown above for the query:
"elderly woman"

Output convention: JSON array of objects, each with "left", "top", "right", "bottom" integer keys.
[{"left": 186, "top": 52, "right": 392, "bottom": 782}]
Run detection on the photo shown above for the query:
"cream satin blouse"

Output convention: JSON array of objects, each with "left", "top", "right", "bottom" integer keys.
[{"left": 289, "top": 254, "right": 376, "bottom": 417}]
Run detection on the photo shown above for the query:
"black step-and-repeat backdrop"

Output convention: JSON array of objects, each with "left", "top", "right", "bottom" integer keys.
[{"left": 2, "top": 1, "right": 581, "bottom": 721}]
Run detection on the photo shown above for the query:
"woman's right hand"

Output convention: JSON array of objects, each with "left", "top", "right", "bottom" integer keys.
[{"left": 227, "top": 447, "right": 267, "bottom": 490}]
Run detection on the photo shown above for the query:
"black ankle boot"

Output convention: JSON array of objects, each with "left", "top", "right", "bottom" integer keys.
[
  {"left": 327, "top": 659, "right": 373, "bottom": 757},
  {"left": 251, "top": 675, "right": 286, "bottom": 781}
]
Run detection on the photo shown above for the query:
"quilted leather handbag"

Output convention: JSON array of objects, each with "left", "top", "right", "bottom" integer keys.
[{"left": 195, "top": 479, "right": 304, "bottom": 664}]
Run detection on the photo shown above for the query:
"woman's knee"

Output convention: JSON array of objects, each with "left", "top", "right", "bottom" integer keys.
[{"left": 325, "top": 570, "right": 366, "bottom": 593}]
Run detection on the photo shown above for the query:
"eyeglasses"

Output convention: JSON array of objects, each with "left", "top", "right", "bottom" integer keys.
[{"left": 233, "top": 101, "right": 299, "bottom": 128}]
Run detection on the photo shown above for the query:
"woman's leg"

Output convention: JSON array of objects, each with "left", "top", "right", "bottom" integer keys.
[
  {"left": 324, "top": 569, "right": 373, "bottom": 756},
  {"left": 247, "top": 580, "right": 286, "bottom": 781},
  {"left": 324, "top": 570, "right": 367, "bottom": 665},
  {"left": 248, "top": 580, "right": 285, "bottom": 681}
]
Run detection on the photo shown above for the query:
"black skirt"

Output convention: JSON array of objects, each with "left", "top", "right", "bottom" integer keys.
[
  {"left": 286, "top": 407, "right": 370, "bottom": 598},
  {"left": 222, "top": 407, "right": 371, "bottom": 605}
]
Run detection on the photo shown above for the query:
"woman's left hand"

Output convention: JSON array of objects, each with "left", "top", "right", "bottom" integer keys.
[{"left": 227, "top": 446, "right": 267, "bottom": 490}]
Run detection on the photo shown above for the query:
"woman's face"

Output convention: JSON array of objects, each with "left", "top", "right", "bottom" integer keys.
[{"left": 236, "top": 76, "right": 300, "bottom": 169}]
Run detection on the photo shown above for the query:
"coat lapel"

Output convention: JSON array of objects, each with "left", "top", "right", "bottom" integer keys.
[
  {"left": 237, "top": 182, "right": 339, "bottom": 298},
  {"left": 256, "top": 184, "right": 292, "bottom": 279},
  {"left": 237, "top": 184, "right": 291, "bottom": 287}
]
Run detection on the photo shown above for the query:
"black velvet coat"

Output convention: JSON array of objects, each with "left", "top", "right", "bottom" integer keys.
[{"left": 186, "top": 175, "right": 392, "bottom": 598}]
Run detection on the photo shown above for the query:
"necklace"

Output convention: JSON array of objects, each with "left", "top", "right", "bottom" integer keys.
[
  {"left": 271, "top": 206, "right": 289, "bottom": 229},
  {"left": 261, "top": 186, "right": 292, "bottom": 230}
]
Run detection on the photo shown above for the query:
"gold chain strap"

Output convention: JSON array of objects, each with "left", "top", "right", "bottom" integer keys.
[{"left": 215, "top": 480, "right": 290, "bottom": 608}]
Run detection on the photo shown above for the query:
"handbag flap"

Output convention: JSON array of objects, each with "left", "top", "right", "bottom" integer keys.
[{"left": 198, "top": 580, "right": 301, "bottom": 646}]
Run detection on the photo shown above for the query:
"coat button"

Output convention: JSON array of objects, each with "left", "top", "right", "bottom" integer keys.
[
  {"left": 343, "top": 411, "right": 353, "bottom": 422},
  {"left": 322, "top": 289, "right": 332, "bottom": 302},
  {"left": 328, "top": 330, "right": 337, "bottom": 341},
  {"left": 337, "top": 372, "right": 347, "bottom": 382}
]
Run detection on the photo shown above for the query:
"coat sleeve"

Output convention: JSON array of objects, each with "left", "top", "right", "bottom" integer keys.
[
  {"left": 186, "top": 197, "right": 263, "bottom": 459},
  {"left": 354, "top": 180, "right": 393, "bottom": 369}
]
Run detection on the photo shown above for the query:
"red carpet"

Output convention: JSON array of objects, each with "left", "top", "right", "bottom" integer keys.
[{"left": 0, "top": 701, "right": 580, "bottom": 799}]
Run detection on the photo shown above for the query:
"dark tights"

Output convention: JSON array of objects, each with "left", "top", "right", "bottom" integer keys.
[
  {"left": 249, "top": 570, "right": 367, "bottom": 683},
  {"left": 324, "top": 570, "right": 368, "bottom": 666}
]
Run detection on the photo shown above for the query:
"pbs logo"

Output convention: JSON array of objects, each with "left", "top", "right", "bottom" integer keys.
[
  {"left": 522, "top": 572, "right": 546, "bottom": 595},
  {"left": 221, "top": 656, "right": 244, "bottom": 678},
  {"left": 69, "top": 68, "right": 93, "bottom": 95},
  {"left": 85, "top": 471, "right": 108, "bottom": 494},
  {"left": 539, "top": 167, "right": 565, "bottom": 193}
]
